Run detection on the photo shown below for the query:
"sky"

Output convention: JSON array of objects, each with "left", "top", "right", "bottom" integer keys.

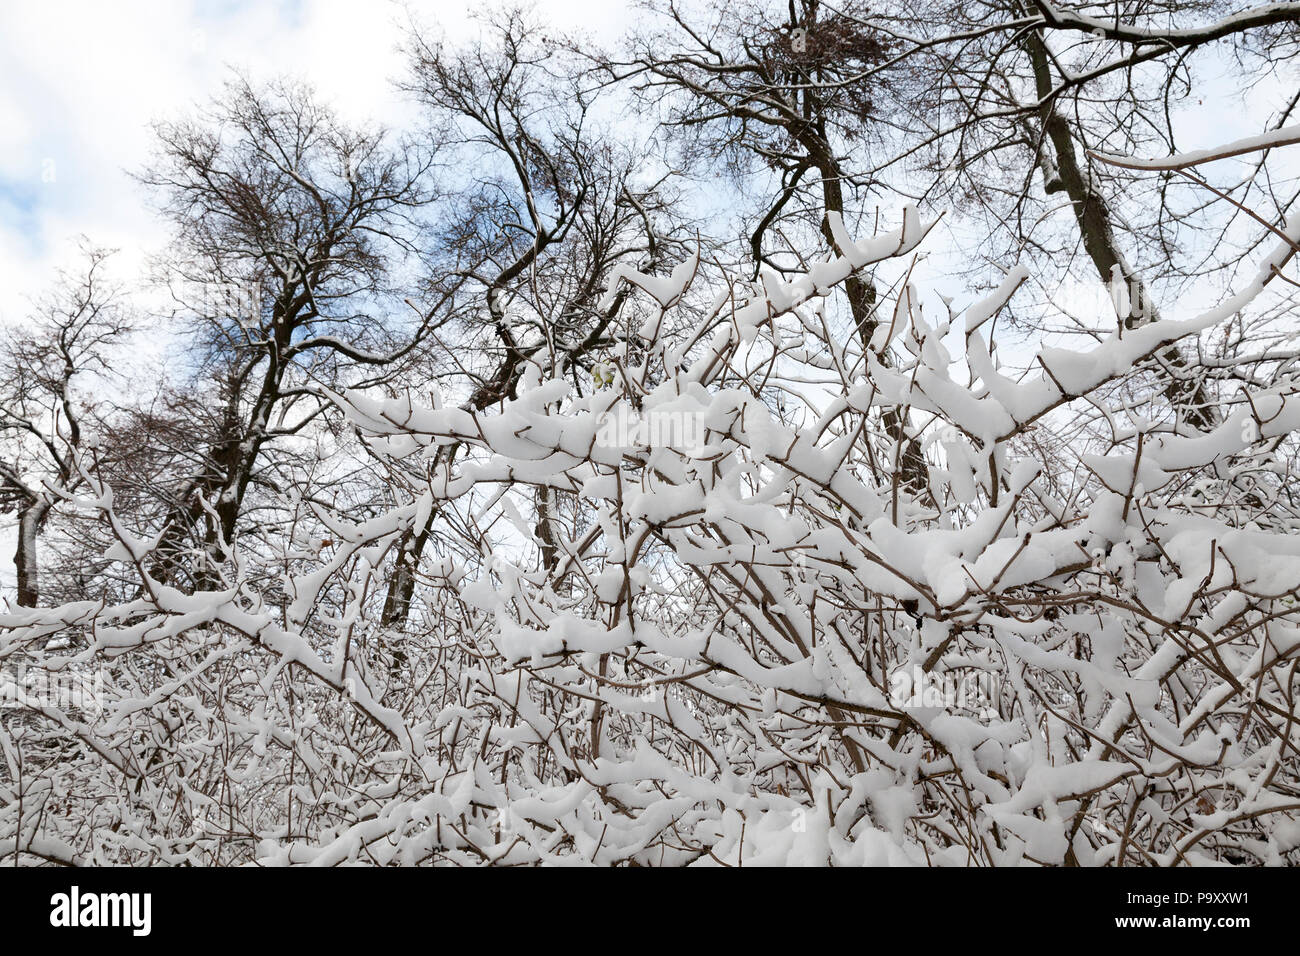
[
  {"left": 1, "top": 0, "right": 1293, "bottom": 326},
  {"left": 0, "top": 1, "right": 1296, "bottom": 595},
  {"left": 0, "top": 0, "right": 627, "bottom": 590},
  {"left": 0, "top": 0, "right": 626, "bottom": 325}
]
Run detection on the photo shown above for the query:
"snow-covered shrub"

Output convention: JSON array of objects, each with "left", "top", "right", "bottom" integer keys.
[{"left": 3, "top": 206, "right": 1299, "bottom": 866}]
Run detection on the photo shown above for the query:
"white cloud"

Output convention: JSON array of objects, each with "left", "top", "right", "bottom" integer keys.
[{"left": 0, "top": 0, "right": 624, "bottom": 323}]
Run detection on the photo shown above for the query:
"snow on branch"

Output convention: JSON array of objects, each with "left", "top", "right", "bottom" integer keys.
[{"left": 3, "top": 204, "right": 1300, "bottom": 867}]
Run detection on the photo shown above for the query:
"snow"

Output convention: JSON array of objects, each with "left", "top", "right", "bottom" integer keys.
[
  {"left": 3, "top": 140, "right": 1299, "bottom": 868},
  {"left": 1092, "top": 123, "right": 1300, "bottom": 171}
]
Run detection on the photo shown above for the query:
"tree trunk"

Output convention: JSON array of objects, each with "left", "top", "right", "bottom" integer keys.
[
  {"left": 812, "top": 156, "right": 929, "bottom": 498},
  {"left": 1024, "top": 26, "right": 1217, "bottom": 431},
  {"left": 14, "top": 497, "right": 48, "bottom": 607}
]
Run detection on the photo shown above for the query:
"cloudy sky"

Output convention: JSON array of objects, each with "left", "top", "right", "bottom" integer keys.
[
  {"left": 0, "top": 0, "right": 1294, "bottom": 592},
  {"left": 0, "top": 0, "right": 1292, "bottom": 327},
  {"left": 0, "top": 0, "right": 626, "bottom": 323}
]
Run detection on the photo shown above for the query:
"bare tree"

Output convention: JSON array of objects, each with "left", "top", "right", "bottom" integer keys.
[
  {"left": 375, "top": 12, "right": 685, "bottom": 633},
  {"left": 860, "top": 0, "right": 1300, "bottom": 428},
  {"left": 602, "top": 0, "right": 930, "bottom": 492},
  {"left": 138, "top": 76, "right": 436, "bottom": 587},
  {"left": 0, "top": 243, "right": 130, "bottom": 607}
]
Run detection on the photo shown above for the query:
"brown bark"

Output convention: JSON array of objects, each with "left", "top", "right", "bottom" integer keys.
[
  {"left": 14, "top": 498, "right": 48, "bottom": 607},
  {"left": 1023, "top": 26, "right": 1217, "bottom": 431}
]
